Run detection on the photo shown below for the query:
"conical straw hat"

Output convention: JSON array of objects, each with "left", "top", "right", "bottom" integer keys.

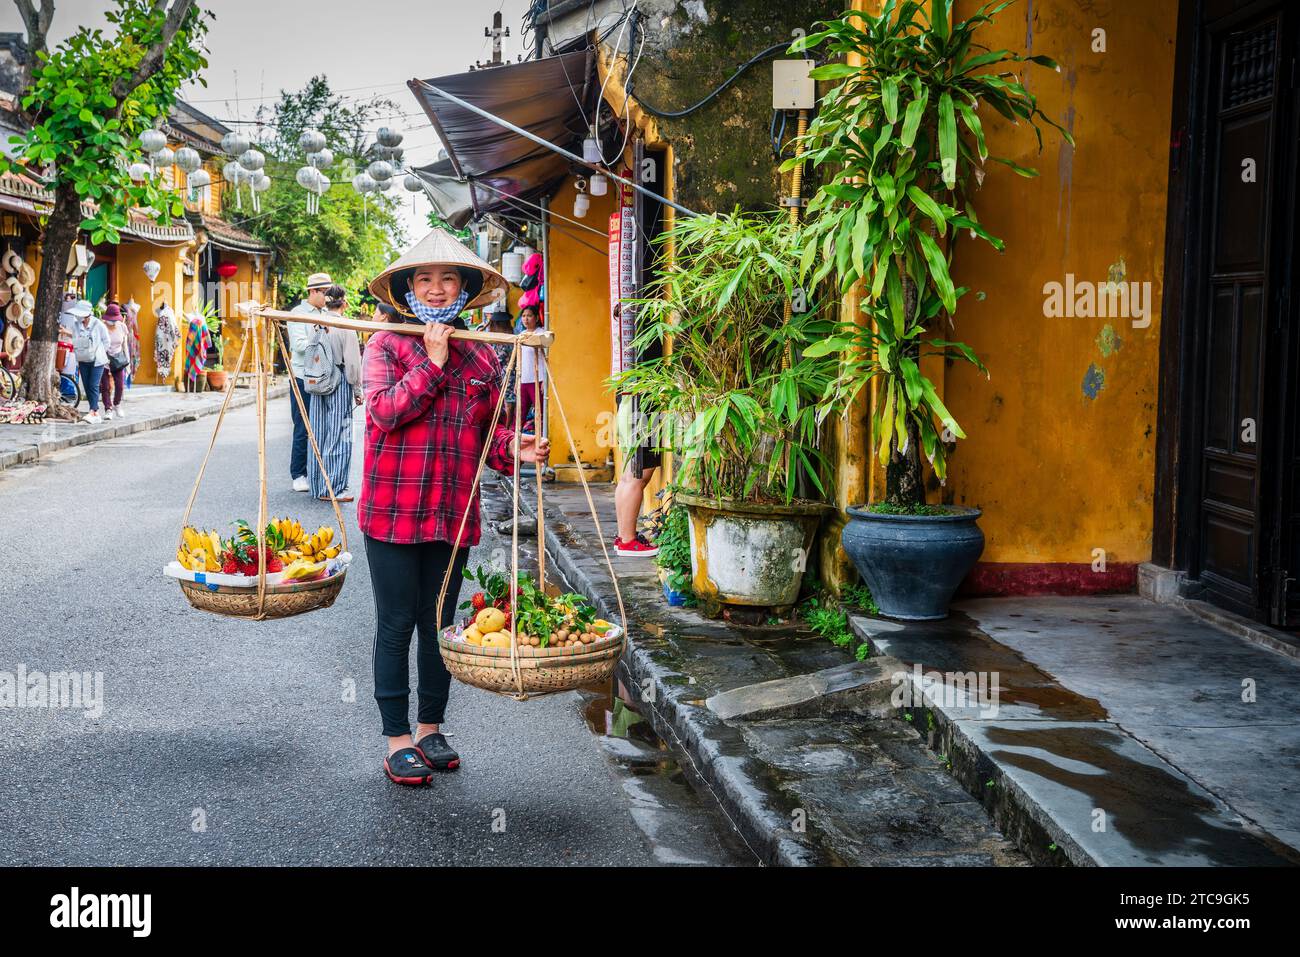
[{"left": 369, "top": 228, "right": 508, "bottom": 315}]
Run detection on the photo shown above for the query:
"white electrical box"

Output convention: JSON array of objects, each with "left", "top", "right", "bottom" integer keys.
[{"left": 772, "top": 59, "right": 816, "bottom": 110}]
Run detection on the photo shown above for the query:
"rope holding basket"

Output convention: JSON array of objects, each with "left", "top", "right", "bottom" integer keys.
[
  {"left": 432, "top": 334, "right": 630, "bottom": 701},
  {"left": 174, "top": 310, "right": 350, "bottom": 620}
]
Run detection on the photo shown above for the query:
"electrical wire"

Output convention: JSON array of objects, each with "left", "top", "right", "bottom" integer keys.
[{"left": 629, "top": 37, "right": 795, "bottom": 118}]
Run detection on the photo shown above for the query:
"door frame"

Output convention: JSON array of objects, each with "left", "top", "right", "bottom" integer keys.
[{"left": 1155, "top": 0, "right": 1298, "bottom": 623}]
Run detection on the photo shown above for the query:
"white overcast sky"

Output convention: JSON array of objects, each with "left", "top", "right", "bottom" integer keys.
[{"left": 1, "top": 0, "right": 535, "bottom": 237}]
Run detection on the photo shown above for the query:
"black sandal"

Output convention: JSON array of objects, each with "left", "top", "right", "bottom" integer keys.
[
  {"left": 384, "top": 747, "right": 434, "bottom": 785},
  {"left": 416, "top": 732, "right": 460, "bottom": 771}
]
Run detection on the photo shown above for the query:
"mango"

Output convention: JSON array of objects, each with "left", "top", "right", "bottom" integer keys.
[
  {"left": 463, "top": 626, "right": 483, "bottom": 645},
  {"left": 475, "top": 607, "right": 506, "bottom": 633}
]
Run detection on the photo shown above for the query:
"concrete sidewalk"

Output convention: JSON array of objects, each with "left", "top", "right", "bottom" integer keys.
[
  {"left": 0, "top": 381, "right": 289, "bottom": 473},
  {"left": 525, "top": 478, "right": 1300, "bottom": 867},
  {"left": 520, "top": 478, "right": 1025, "bottom": 867},
  {"left": 852, "top": 598, "right": 1300, "bottom": 866}
]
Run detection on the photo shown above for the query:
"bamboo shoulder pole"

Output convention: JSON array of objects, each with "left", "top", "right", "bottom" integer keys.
[{"left": 235, "top": 302, "right": 555, "bottom": 349}]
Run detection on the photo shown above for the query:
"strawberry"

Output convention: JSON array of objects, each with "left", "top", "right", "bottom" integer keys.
[{"left": 471, "top": 592, "right": 487, "bottom": 612}]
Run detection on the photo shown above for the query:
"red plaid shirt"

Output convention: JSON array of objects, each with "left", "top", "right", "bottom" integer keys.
[{"left": 359, "top": 326, "right": 516, "bottom": 546}]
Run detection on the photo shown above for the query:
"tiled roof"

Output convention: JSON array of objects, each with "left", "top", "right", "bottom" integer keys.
[
  {"left": 0, "top": 170, "right": 195, "bottom": 243},
  {"left": 188, "top": 211, "right": 271, "bottom": 254}
]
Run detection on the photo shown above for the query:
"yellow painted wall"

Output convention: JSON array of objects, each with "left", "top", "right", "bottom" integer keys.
[
  {"left": 114, "top": 241, "right": 191, "bottom": 384},
  {"left": 942, "top": 0, "right": 1178, "bottom": 565},
  {"left": 545, "top": 175, "right": 618, "bottom": 468}
]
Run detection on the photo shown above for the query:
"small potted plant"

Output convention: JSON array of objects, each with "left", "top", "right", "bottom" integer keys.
[
  {"left": 614, "top": 210, "right": 832, "bottom": 617},
  {"left": 790, "top": 1, "right": 1072, "bottom": 619},
  {"left": 205, "top": 362, "right": 227, "bottom": 391}
]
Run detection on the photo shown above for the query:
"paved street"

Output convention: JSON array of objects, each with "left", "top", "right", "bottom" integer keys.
[{"left": 0, "top": 400, "right": 747, "bottom": 866}]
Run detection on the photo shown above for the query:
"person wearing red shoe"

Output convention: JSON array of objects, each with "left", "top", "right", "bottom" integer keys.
[{"left": 613, "top": 445, "right": 661, "bottom": 557}]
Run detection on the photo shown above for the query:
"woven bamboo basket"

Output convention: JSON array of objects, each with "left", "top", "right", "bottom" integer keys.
[
  {"left": 170, "top": 317, "right": 351, "bottom": 622},
  {"left": 438, "top": 626, "right": 625, "bottom": 699},
  {"left": 178, "top": 570, "right": 347, "bottom": 620}
]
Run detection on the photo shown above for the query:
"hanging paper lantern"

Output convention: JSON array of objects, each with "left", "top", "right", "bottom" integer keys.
[
  {"left": 352, "top": 172, "right": 376, "bottom": 194},
  {"left": 153, "top": 146, "right": 175, "bottom": 169},
  {"left": 188, "top": 168, "right": 211, "bottom": 192},
  {"left": 143, "top": 260, "right": 161, "bottom": 283},
  {"left": 216, "top": 261, "right": 239, "bottom": 279},
  {"left": 402, "top": 174, "right": 422, "bottom": 193},
  {"left": 140, "top": 129, "right": 167, "bottom": 154},
  {"left": 298, "top": 128, "right": 326, "bottom": 154},
  {"left": 367, "top": 159, "right": 393, "bottom": 182},
  {"left": 376, "top": 127, "right": 404, "bottom": 148},
  {"left": 307, "top": 147, "right": 334, "bottom": 170},
  {"left": 175, "top": 147, "right": 202, "bottom": 174},
  {"left": 250, "top": 171, "right": 271, "bottom": 213},
  {"left": 373, "top": 175, "right": 393, "bottom": 192},
  {"left": 238, "top": 148, "right": 265, "bottom": 172},
  {"left": 296, "top": 166, "right": 324, "bottom": 214},
  {"left": 128, "top": 161, "right": 151, "bottom": 183},
  {"left": 589, "top": 172, "right": 609, "bottom": 196},
  {"left": 220, "top": 131, "right": 250, "bottom": 156},
  {"left": 223, "top": 160, "right": 250, "bottom": 210}
]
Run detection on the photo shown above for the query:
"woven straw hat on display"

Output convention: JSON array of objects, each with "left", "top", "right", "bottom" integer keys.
[
  {"left": 2, "top": 322, "right": 24, "bottom": 361},
  {"left": 368, "top": 228, "right": 508, "bottom": 316}
]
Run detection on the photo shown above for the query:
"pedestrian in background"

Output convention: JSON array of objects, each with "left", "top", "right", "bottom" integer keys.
[
  {"left": 305, "top": 284, "right": 363, "bottom": 502},
  {"left": 100, "top": 302, "right": 130, "bottom": 420},
  {"left": 516, "top": 304, "right": 544, "bottom": 433},
  {"left": 287, "top": 273, "right": 331, "bottom": 492},
  {"left": 70, "top": 300, "right": 109, "bottom": 425}
]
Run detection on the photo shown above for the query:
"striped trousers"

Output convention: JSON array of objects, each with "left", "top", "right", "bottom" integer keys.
[{"left": 308, "top": 377, "right": 354, "bottom": 498}]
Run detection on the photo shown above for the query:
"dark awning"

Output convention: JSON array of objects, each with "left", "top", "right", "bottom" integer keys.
[{"left": 408, "top": 50, "right": 595, "bottom": 223}]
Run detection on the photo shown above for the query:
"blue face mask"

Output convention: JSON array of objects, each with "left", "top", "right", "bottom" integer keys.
[{"left": 405, "top": 288, "right": 469, "bottom": 325}]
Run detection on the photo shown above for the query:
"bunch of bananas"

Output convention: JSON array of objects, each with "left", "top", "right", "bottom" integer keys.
[
  {"left": 177, "top": 526, "right": 222, "bottom": 572},
  {"left": 271, "top": 517, "right": 306, "bottom": 549},
  {"left": 280, "top": 522, "right": 339, "bottom": 562}
]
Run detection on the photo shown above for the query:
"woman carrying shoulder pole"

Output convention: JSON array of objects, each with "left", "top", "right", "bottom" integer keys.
[{"left": 360, "top": 230, "right": 550, "bottom": 786}]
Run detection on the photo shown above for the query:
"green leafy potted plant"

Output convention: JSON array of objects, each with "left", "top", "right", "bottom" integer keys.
[
  {"left": 613, "top": 210, "right": 832, "bottom": 617},
  {"left": 790, "top": 0, "right": 1072, "bottom": 619}
]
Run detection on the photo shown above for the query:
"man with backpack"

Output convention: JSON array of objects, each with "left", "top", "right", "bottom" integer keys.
[
  {"left": 286, "top": 273, "right": 331, "bottom": 491},
  {"left": 303, "top": 284, "right": 363, "bottom": 501}
]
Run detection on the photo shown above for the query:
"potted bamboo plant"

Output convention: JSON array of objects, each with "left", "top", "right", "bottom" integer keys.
[
  {"left": 613, "top": 210, "right": 832, "bottom": 617},
  {"left": 791, "top": 0, "right": 1073, "bottom": 619}
]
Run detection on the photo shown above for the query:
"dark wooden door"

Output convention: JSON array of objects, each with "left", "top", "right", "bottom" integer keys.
[{"left": 1190, "top": 2, "right": 1297, "bottom": 623}]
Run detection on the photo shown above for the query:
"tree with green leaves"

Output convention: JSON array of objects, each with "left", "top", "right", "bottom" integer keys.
[
  {"left": 790, "top": 0, "right": 1072, "bottom": 506},
  {"left": 2, "top": 0, "right": 210, "bottom": 408},
  {"left": 231, "top": 76, "right": 404, "bottom": 300}
]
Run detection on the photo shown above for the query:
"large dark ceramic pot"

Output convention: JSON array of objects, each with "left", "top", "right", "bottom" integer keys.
[{"left": 841, "top": 505, "right": 984, "bottom": 620}]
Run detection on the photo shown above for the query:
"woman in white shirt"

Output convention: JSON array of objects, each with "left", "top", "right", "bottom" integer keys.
[
  {"left": 516, "top": 305, "right": 545, "bottom": 433},
  {"left": 70, "top": 301, "right": 110, "bottom": 424}
]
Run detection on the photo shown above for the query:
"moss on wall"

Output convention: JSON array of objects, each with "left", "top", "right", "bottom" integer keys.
[{"left": 632, "top": 0, "right": 838, "bottom": 213}]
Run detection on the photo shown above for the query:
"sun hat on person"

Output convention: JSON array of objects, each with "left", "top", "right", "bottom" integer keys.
[
  {"left": 66, "top": 299, "right": 93, "bottom": 319},
  {"left": 368, "top": 228, "right": 508, "bottom": 318},
  {"left": 102, "top": 303, "right": 122, "bottom": 323},
  {"left": 305, "top": 272, "right": 333, "bottom": 290}
]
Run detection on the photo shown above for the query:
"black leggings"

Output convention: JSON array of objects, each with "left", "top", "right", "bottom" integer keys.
[{"left": 365, "top": 536, "right": 469, "bottom": 737}]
